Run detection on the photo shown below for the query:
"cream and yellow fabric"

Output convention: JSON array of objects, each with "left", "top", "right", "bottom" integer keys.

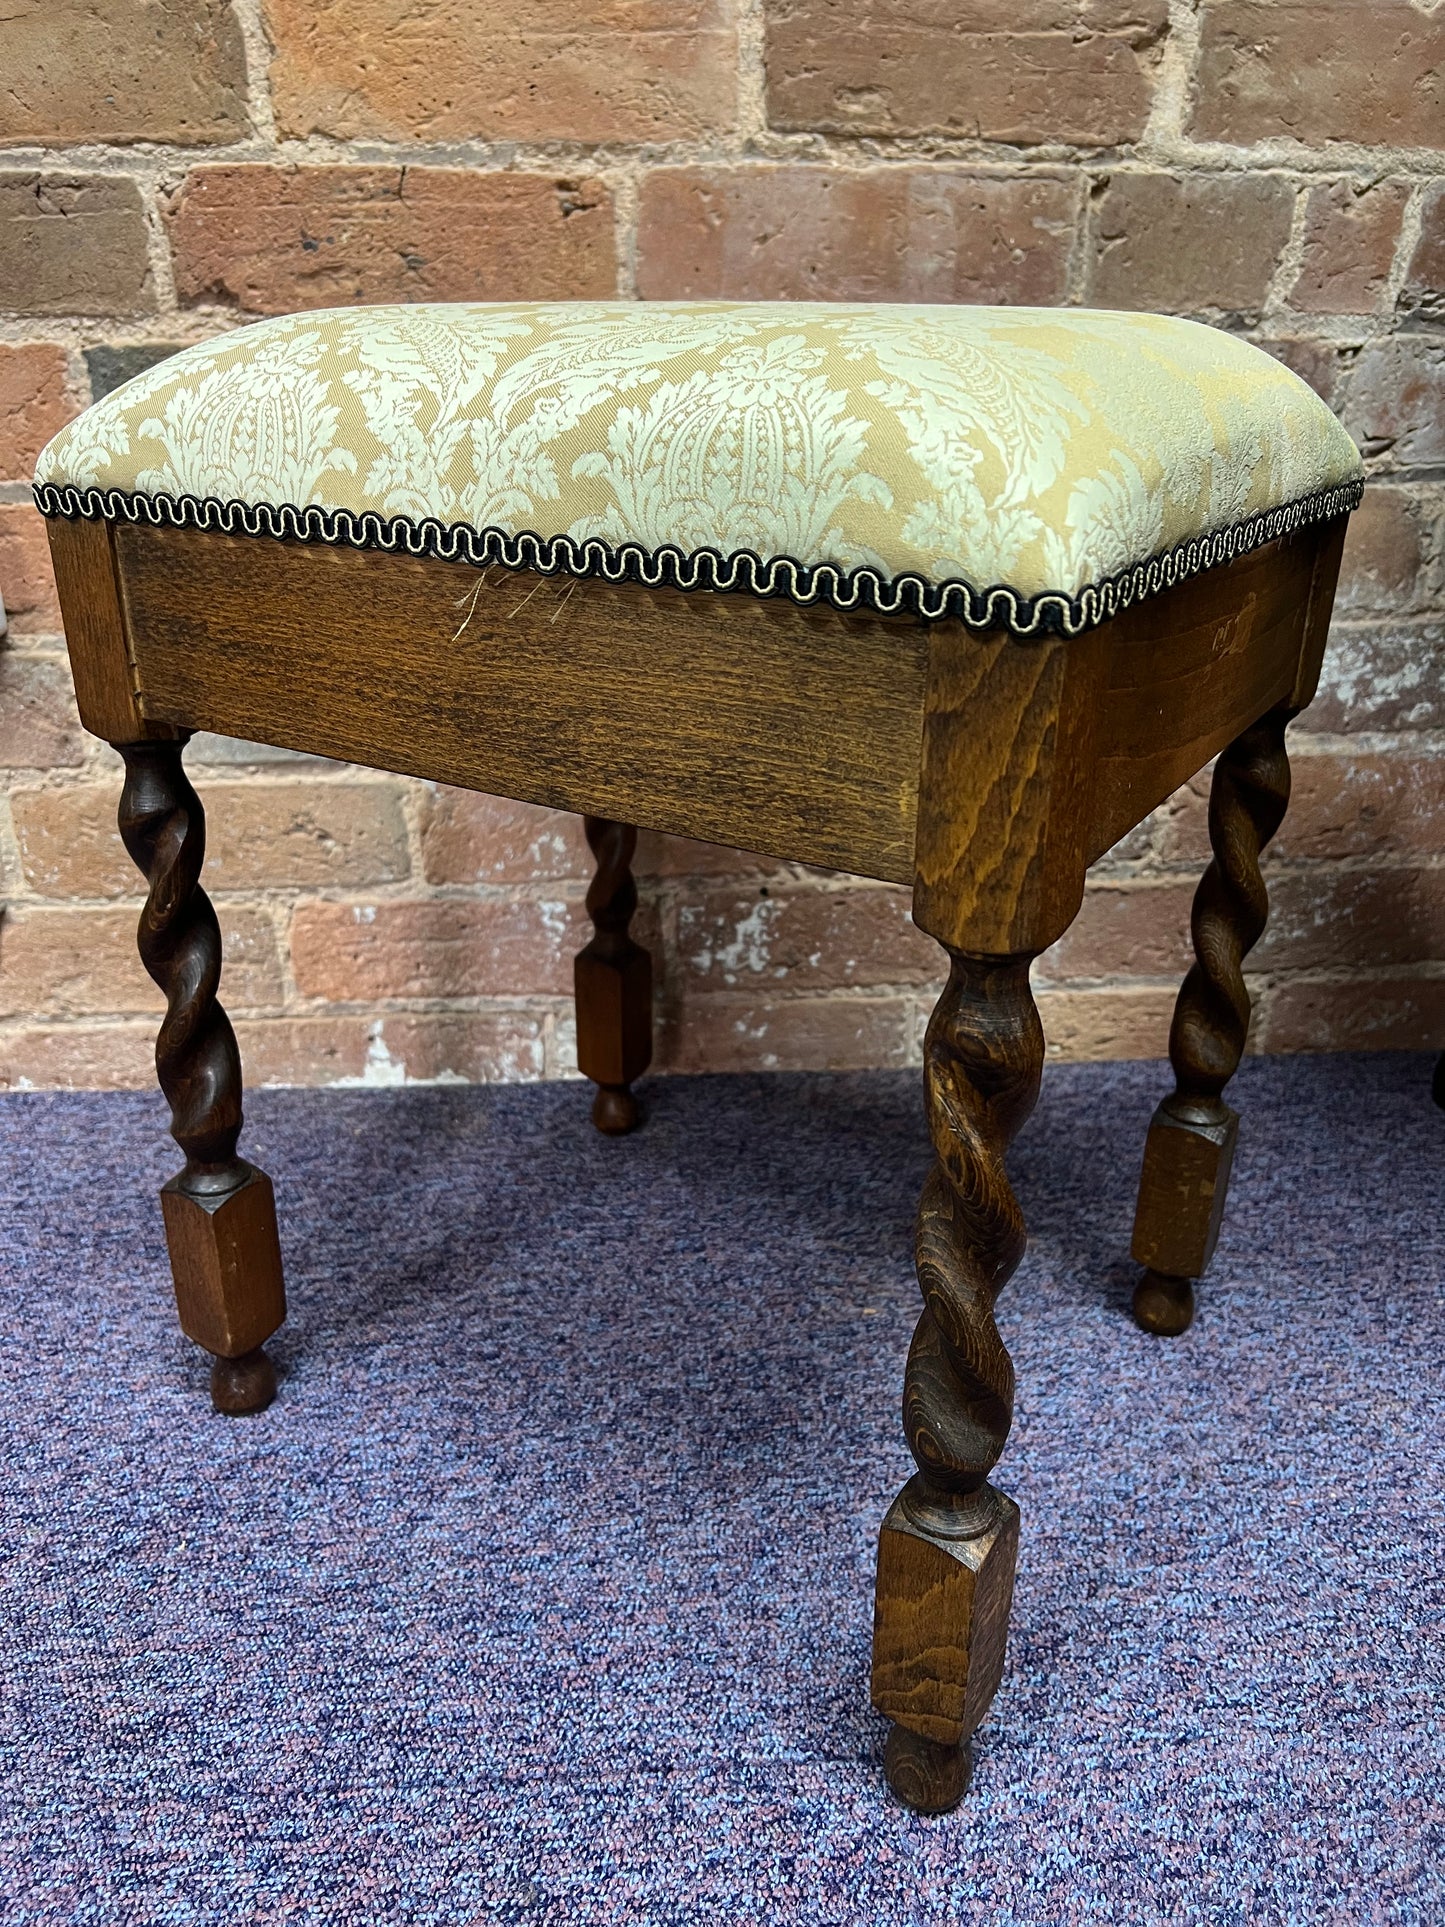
[{"left": 34, "top": 302, "right": 1363, "bottom": 638}]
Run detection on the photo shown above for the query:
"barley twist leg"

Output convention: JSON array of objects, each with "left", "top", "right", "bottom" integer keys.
[
  {"left": 1132, "top": 705, "right": 1293, "bottom": 1335},
  {"left": 118, "top": 737, "right": 285, "bottom": 1413},
  {"left": 873, "top": 948, "right": 1043, "bottom": 1813},
  {"left": 575, "top": 815, "right": 653, "bottom": 1134}
]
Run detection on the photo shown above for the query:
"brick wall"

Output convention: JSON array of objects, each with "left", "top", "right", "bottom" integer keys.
[{"left": 2, "top": 0, "right": 1443, "bottom": 1092}]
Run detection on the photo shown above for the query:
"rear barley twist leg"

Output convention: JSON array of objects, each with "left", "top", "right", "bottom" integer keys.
[
  {"left": 118, "top": 738, "right": 286, "bottom": 1413},
  {"left": 1131, "top": 706, "right": 1293, "bottom": 1335},
  {"left": 872, "top": 949, "right": 1043, "bottom": 1813},
  {"left": 575, "top": 815, "right": 653, "bottom": 1134}
]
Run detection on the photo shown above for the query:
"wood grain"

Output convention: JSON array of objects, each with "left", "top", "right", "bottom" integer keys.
[
  {"left": 117, "top": 737, "right": 285, "bottom": 1412},
  {"left": 45, "top": 516, "right": 176, "bottom": 743},
  {"left": 1086, "top": 524, "right": 1330, "bottom": 863},
  {"left": 576, "top": 815, "right": 653, "bottom": 1134},
  {"left": 908, "top": 524, "right": 1342, "bottom": 954},
  {"left": 872, "top": 944, "right": 1039, "bottom": 1805},
  {"left": 1129, "top": 703, "right": 1295, "bottom": 1336},
  {"left": 33, "top": 497, "right": 1356, "bottom": 1806},
  {"left": 115, "top": 525, "right": 931, "bottom": 884},
  {"left": 873, "top": 1487, "right": 1021, "bottom": 1749},
  {"left": 160, "top": 1165, "right": 286, "bottom": 1361}
]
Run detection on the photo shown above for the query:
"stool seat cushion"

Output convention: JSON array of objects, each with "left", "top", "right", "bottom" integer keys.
[{"left": 34, "top": 301, "right": 1362, "bottom": 638}]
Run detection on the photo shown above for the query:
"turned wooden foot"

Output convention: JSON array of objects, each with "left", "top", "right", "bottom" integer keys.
[
  {"left": 590, "top": 1083, "right": 643, "bottom": 1135},
  {"left": 210, "top": 1346, "right": 277, "bottom": 1415},
  {"left": 1132, "top": 1268, "right": 1195, "bottom": 1336},
  {"left": 118, "top": 738, "right": 287, "bottom": 1407},
  {"left": 576, "top": 815, "right": 652, "bottom": 1135},
  {"left": 1131, "top": 706, "right": 1292, "bottom": 1333},
  {"left": 871, "top": 950, "right": 1041, "bottom": 1810},
  {"left": 884, "top": 1724, "right": 974, "bottom": 1814}
]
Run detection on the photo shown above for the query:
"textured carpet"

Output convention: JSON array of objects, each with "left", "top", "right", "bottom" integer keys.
[{"left": 0, "top": 1055, "right": 1441, "bottom": 1926}]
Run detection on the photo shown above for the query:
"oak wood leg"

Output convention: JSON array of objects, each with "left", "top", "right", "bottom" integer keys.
[
  {"left": 575, "top": 815, "right": 653, "bottom": 1134},
  {"left": 1131, "top": 705, "right": 1293, "bottom": 1335},
  {"left": 117, "top": 737, "right": 285, "bottom": 1413},
  {"left": 872, "top": 948, "right": 1042, "bottom": 1813}
]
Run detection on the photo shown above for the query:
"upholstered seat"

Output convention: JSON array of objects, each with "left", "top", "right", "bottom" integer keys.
[{"left": 34, "top": 301, "right": 1361, "bottom": 638}]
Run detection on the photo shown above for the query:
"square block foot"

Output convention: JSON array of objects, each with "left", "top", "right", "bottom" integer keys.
[
  {"left": 160, "top": 1162, "right": 286, "bottom": 1359},
  {"left": 1131, "top": 1100, "right": 1239, "bottom": 1280},
  {"left": 575, "top": 944, "right": 653, "bottom": 1088},
  {"left": 871, "top": 1480, "right": 1021, "bottom": 1748}
]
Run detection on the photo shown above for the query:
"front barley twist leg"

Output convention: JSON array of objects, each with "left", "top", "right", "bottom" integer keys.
[
  {"left": 575, "top": 815, "right": 653, "bottom": 1134},
  {"left": 872, "top": 949, "right": 1043, "bottom": 1813},
  {"left": 1131, "top": 705, "right": 1293, "bottom": 1335},
  {"left": 118, "top": 738, "right": 285, "bottom": 1413}
]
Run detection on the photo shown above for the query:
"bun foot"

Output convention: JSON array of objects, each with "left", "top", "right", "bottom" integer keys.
[
  {"left": 210, "top": 1346, "right": 277, "bottom": 1415},
  {"left": 884, "top": 1725, "right": 974, "bottom": 1814},
  {"left": 590, "top": 1083, "right": 642, "bottom": 1135},
  {"left": 1132, "top": 1268, "right": 1195, "bottom": 1336}
]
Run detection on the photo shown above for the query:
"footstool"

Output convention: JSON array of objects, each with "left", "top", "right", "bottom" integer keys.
[{"left": 34, "top": 301, "right": 1363, "bottom": 1812}]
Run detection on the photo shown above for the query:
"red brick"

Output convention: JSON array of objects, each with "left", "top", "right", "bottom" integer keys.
[
  {"left": 1087, "top": 173, "right": 1294, "bottom": 316},
  {"left": 0, "top": 905, "right": 281, "bottom": 1019},
  {"left": 0, "top": 1020, "right": 155, "bottom": 1091},
  {"left": 675, "top": 884, "right": 941, "bottom": 991},
  {"left": 765, "top": 0, "right": 1168, "bottom": 145},
  {"left": 1151, "top": 748, "right": 1445, "bottom": 869},
  {"left": 166, "top": 166, "right": 617, "bottom": 315},
  {"left": 1401, "top": 181, "right": 1445, "bottom": 325},
  {"left": 0, "top": 503, "right": 61, "bottom": 632},
  {"left": 1148, "top": 766, "right": 1215, "bottom": 868},
  {"left": 633, "top": 832, "right": 772, "bottom": 880},
  {"left": 1252, "top": 335, "right": 1349, "bottom": 407},
  {"left": 233, "top": 1012, "right": 546, "bottom": 1087},
  {"left": 662, "top": 992, "right": 913, "bottom": 1073},
  {"left": 0, "top": 345, "right": 75, "bottom": 481},
  {"left": 290, "top": 897, "right": 589, "bottom": 1002},
  {"left": 265, "top": 0, "right": 736, "bottom": 143},
  {"left": 1336, "top": 486, "right": 1425, "bottom": 618},
  {"left": 0, "top": 172, "right": 153, "bottom": 316},
  {"left": 1034, "top": 985, "right": 1177, "bottom": 1061},
  {"left": 235, "top": 1015, "right": 373, "bottom": 1088},
  {"left": 1254, "top": 867, "right": 1445, "bottom": 972},
  {"left": 1274, "top": 754, "right": 1445, "bottom": 862},
  {"left": 637, "top": 167, "right": 1076, "bottom": 304},
  {"left": 1288, "top": 180, "right": 1410, "bottom": 316},
  {"left": 0, "top": 657, "right": 83, "bottom": 768},
  {"left": 1041, "top": 881, "right": 1196, "bottom": 980},
  {"left": 1, "top": 0, "right": 247, "bottom": 146},
  {"left": 419, "top": 790, "right": 767, "bottom": 887},
  {"left": 1194, "top": 2, "right": 1445, "bottom": 148},
  {"left": 1343, "top": 338, "right": 1445, "bottom": 468},
  {"left": 1160, "top": 751, "right": 1445, "bottom": 868},
  {"left": 1259, "top": 975, "right": 1445, "bottom": 1054},
  {"left": 419, "top": 792, "right": 590, "bottom": 887},
  {"left": 12, "top": 781, "right": 411, "bottom": 899},
  {"left": 1303, "top": 622, "right": 1445, "bottom": 736}
]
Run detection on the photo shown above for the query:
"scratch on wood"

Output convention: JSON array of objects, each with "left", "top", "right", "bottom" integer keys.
[{"left": 450, "top": 574, "right": 485, "bottom": 641}]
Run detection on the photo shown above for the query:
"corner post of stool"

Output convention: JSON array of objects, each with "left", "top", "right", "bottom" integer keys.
[
  {"left": 575, "top": 815, "right": 652, "bottom": 1134},
  {"left": 874, "top": 625, "right": 1090, "bottom": 1814},
  {"left": 1131, "top": 701, "right": 1295, "bottom": 1335},
  {"left": 871, "top": 944, "right": 1042, "bottom": 1814},
  {"left": 116, "top": 734, "right": 286, "bottom": 1413}
]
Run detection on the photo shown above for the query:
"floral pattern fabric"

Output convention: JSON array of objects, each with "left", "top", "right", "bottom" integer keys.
[{"left": 34, "top": 301, "right": 1363, "bottom": 637}]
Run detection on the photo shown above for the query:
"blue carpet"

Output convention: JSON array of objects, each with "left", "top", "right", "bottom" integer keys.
[{"left": 0, "top": 1055, "right": 1441, "bottom": 1925}]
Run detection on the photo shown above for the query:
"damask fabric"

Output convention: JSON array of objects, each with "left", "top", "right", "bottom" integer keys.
[{"left": 33, "top": 301, "right": 1364, "bottom": 638}]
